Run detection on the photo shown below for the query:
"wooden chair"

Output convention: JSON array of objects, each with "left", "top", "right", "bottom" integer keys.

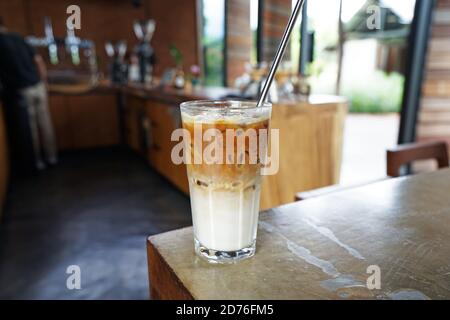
[
  {"left": 386, "top": 141, "right": 449, "bottom": 177},
  {"left": 295, "top": 141, "right": 449, "bottom": 201}
]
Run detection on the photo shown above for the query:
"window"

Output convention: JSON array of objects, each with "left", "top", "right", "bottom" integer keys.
[
  {"left": 250, "top": 0, "right": 259, "bottom": 65},
  {"left": 201, "top": 0, "right": 226, "bottom": 86}
]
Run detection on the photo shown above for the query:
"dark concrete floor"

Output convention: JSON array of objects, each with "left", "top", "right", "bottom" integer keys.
[{"left": 0, "top": 147, "right": 192, "bottom": 299}]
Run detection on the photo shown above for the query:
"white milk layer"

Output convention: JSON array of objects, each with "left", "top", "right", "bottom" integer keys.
[{"left": 189, "top": 182, "right": 261, "bottom": 252}]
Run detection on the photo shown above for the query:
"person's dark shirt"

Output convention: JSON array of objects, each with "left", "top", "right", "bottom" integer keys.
[{"left": 0, "top": 31, "right": 40, "bottom": 92}]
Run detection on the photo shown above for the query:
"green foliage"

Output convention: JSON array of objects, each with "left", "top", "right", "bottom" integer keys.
[
  {"left": 201, "top": 0, "right": 225, "bottom": 86},
  {"left": 203, "top": 37, "right": 224, "bottom": 86},
  {"left": 169, "top": 44, "right": 183, "bottom": 67},
  {"left": 343, "top": 71, "right": 404, "bottom": 113}
]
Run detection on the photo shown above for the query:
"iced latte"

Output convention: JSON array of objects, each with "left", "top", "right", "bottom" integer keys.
[{"left": 180, "top": 100, "right": 271, "bottom": 263}]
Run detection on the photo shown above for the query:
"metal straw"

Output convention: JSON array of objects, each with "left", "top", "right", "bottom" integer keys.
[{"left": 257, "top": 0, "right": 306, "bottom": 107}]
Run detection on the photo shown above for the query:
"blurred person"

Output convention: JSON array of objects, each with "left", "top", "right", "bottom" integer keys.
[{"left": 0, "top": 17, "right": 57, "bottom": 170}]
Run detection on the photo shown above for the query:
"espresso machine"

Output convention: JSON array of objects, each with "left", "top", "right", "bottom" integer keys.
[
  {"left": 105, "top": 41, "right": 128, "bottom": 85},
  {"left": 133, "top": 20, "right": 156, "bottom": 84},
  {"left": 26, "top": 17, "right": 98, "bottom": 85}
]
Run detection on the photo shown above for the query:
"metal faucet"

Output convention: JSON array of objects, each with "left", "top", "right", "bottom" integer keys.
[
  {"left": 44, "top": 17, "right": 58, "bottom": 65},
  {"left": 65, "top": 28, "right": 81, "bottom": 66}
]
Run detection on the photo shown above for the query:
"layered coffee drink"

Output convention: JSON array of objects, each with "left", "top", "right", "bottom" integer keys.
[{"left": 180, "top": 101, "right": 272, "bottom": 263}]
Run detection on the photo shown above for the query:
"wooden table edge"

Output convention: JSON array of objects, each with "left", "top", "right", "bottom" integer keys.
[{"left": 147, "top": 236, "right": 194, "bottom": 300}]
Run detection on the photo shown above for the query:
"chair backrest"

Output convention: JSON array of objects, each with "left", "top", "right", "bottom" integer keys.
[{"left": 386, "top": 141, "right": 449, "bottom": 177}]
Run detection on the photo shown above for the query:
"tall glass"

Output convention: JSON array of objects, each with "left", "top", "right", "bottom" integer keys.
[{"left": 180, "top": 101, "right": 272, "bottom": 263}]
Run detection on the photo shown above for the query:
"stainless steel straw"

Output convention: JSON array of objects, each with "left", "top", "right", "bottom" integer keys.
[{"left": 257, "top": 0, "right": 306, "bottom": 107}]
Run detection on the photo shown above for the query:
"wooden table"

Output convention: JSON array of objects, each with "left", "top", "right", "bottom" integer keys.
[{"left": 147, "top": 169, "right": 450, "bottom": 300}]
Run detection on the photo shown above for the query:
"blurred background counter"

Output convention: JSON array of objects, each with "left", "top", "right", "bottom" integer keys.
[{"left": 47, "top": 82, "right": 347, "bottom": 209}]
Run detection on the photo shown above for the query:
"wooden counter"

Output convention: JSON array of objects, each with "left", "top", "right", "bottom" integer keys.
[
  {"left": 122, "top": 87, "right": 347, "bottom": 208},
  {"left": 0, "top": 103, "right": 9, "bottom": 218},
  {"left": 48, "top": 82, "right": 347, "bottom": 209},
  {"left": 147, "top": 169, "right": 450, "bottom": 300},
  {"left": 123, "top": 83, "right": 239, "bottom": 103},
  {"left": 124, "top": 90, "right": 347, "bottom": 208},
  {"left": 121, "top": 84, "right": 239, "bottom": 194},
  {"left": 48, "top": 83, "right": 120, "bottom": 150},
  {"left": 47, "top": 82, "right": 238, "bottom": 152},
  {"left": 260, "top": 96, "right": 347, "bottom": 209}
]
